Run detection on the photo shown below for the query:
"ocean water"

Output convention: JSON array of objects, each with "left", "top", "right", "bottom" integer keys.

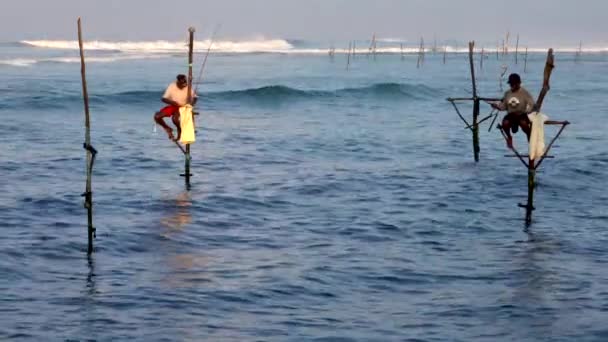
[{"left": 1, "top": 39, "right": 608, "bottom": 341}]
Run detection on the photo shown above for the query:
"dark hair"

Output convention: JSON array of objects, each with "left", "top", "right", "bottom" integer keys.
[
  {"left": 508, "top": 73, "right": 521, "bottom": 84},
  {"left": 176, "top": 74, "right": 187, "bottom": 82}
]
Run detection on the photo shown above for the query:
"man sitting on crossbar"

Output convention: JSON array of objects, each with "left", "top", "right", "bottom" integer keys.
[{"left": 491, "top": 73, "right": 535, "bottom": 149}]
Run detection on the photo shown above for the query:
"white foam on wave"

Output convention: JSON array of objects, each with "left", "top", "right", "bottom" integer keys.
[
  {"left": 0, "top": 54, "right": 165, "bottom": 67},
  {"left": 21, "top": 39, "right": 294, "bottom": 53},
  {"left": 0, "top": 58, "right": 38, "bottom": 67},
  {"left": 17, "top": 39, "right": 608, "bottom": 56}
]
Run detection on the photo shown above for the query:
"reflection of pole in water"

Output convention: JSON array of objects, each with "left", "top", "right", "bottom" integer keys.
[{"left": 161, "top": 192, "right": 193, "bottom": 231}]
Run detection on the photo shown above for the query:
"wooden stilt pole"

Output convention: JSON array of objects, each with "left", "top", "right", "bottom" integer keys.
[
  {"left": 496, "top": 41, "right": 500, "bottom": 60},
  {"left": 524, "top": 47, "right": 528, "bottom": 73},
  {"left": 521, "top": 49, "right": 555, "bottom": 225},
  {"left": 417, "top": 37, "right": 424, "bottom": 68},
  {"left": 181, "top": 27, "right": 195, "bottom": 189},
  {"left": 346, "top": 41, "right": 352, "bottom": 70},
  {"left": 78, "top": 18, "right": 95, "bottom": 254},
  {"left": 515, "top": 34, "right": 519, "bottom": 64},
  {"left": 468, "top": 41, "right": 480, "bottom": 162},
  {"left": 443, "top": 45, "right": 447, "bottom": 64},
  {"left": 524, "top": 161, "right": 535, "bottom": 225},
  {"left": 480, "top": 47, "right": 484, "bottom": 70}
]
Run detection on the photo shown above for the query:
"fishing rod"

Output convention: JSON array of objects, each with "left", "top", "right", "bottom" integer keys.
[{"left": 194, "top": 24, "right": 221, "bottom": 93}]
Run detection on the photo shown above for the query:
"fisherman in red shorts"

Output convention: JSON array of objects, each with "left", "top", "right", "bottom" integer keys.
[{"left": 154, "top": 74, "right": 197, "bottom": 141}]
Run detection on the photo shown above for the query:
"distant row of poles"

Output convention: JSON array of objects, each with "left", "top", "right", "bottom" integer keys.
[{"left": 331, "top": 33, "right": 587, "bottom": 70}]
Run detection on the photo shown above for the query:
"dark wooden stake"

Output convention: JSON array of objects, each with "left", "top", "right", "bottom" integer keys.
[
  {"left": 417, "top": 37, "right": 424, "bottom": 68},
  {"left": 346, "top": 41, "right": 352, "bottom": 70},
  {"left": 524, "top": 49, "right": 555, "bottom": 225},
  {"left": 524, "top": 47, "right": 528, "bottom": 73},
  {"left": 468, "top": 41, "right": 480, "bottom": 162},
  {"left": 78, "top": 18, "right": 95, "bottom": 254},
  {"left": 181, "top": 27, "right": 195, "bottom": 189},
  {"left": 515, "top": 34, "right": 519, "bottom": 64},
  {"left": 443, "top": 45, "right": 447, "bottom": 64},
  {"left": 480, "top": 47, "right": 484, "bottom": 70}
]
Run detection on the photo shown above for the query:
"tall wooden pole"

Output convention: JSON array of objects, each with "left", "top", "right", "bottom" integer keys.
[
  {"left": 515, "top": 34, "right": 519, "bottom": 64},
  {"left": 524, "top": 47, "right": 528, "bottom": 73},
  {"left": 183, "top": 27, "right": 195, "bottom": 189},
  {"left": 443, "top": 45, "right": 447, "bottom": 64},
  {"left": 468, "top": 41, "right": 480, "bottom": 162},
  {"left": 525, "top": 49, "right": 555, "bottom": 225},
  {"left": 525, "top": 160, "right": 535, "bottom": 225},
  {"left": 78, "top": 18, "right": 94, "bottom": 254},
  {"left": 346, "top": 41, "right": 352, "bottom": 70},
  {"left": 480, "top": 47, "right": 484, "bottom": 70}
]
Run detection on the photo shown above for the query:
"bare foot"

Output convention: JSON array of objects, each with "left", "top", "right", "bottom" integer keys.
[
  {"left": 164, "top": 128, "right": 175, "bottom": 140},
  {"left": 506, "top": 136, "right": 513, "bottom": 149}
]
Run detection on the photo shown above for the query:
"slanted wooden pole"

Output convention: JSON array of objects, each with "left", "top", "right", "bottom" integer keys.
[
  {"left": 182, "top": 27, "right": 195, "bottom": 189},
  {"left": 468, "top": 41, "right": 480, "bottom": 162},
  {"left": 78, "top": 18, "right": 95, "bottom": 254},
  {"left": 535, "top": 49, "right": 555, "bottom": 111}
]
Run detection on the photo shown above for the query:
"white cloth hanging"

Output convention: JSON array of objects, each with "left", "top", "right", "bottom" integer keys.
[{"left": 528, "top": 112, "right": 548, "bottom": 160}]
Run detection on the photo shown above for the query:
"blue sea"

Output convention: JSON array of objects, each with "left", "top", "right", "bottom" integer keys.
[{"left": 1, "top": 38, "right": 608, "bottom": 341}]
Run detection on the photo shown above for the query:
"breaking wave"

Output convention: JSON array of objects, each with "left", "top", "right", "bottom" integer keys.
[{"left": 20, "top": 39, "right": 294, "bottom": 53}]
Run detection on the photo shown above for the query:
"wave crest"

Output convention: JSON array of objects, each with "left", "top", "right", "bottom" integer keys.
[{"left": 20, "top": 39, "right": 293, "bottom": 53}]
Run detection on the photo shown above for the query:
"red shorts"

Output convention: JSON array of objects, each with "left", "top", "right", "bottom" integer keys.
[{"left": 158, "top": 105, "right": 179, "bottom": 118}]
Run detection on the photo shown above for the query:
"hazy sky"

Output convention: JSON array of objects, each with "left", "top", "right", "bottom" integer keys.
[{"left": 1, "top": 0, "right": 606, "bottom": 46}]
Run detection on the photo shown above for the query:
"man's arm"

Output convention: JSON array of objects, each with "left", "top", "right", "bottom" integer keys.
[
  {"left": 491, "top": 98, "right": 507, "bottom": 111},
  {"left": 524, "top": 89, "right": 536, "bottom": 112}
]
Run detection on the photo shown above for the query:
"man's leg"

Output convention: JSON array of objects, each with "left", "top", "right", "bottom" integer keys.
[
  {"left": 519, "top": 115, "right": 532, "bottom": 141},
  {"left": 502, "top": 116, "right": 513, "bottom": 149},
  {"left": 171, "top": 112, "right": 181, "bottom": 141},
  {"left": 154, "top": 111, "right": 175, "bottom": 140}
]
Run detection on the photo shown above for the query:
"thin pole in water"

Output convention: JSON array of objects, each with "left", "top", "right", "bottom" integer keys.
[
  {"left": 181, "top": 27, "right": 195, "bottom": 189},
  {"left": 515, "top": 34, "right": 519, "bottom": 64},
  {"left": 78, "top": 18, "right": 96, "bottom": 254},
  {"left": 468, "top": 41, "right": 480, "bottom": 162}
]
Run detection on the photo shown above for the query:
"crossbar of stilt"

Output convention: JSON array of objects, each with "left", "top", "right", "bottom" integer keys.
[{"left": 497, "top": 124, "right": 529, "bottom": 168}]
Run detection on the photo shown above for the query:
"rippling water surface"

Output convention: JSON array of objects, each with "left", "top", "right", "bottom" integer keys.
[{"left": 1, "top": 42, "right": 608, "bottom": 341}]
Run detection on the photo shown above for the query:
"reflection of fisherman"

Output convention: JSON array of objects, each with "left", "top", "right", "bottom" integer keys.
[
  {"left": 153, "top": 74, "right": 197, "bottom": 141},
  {"left": 491, "top": 73, "right": 535, "bottom": 148}
]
